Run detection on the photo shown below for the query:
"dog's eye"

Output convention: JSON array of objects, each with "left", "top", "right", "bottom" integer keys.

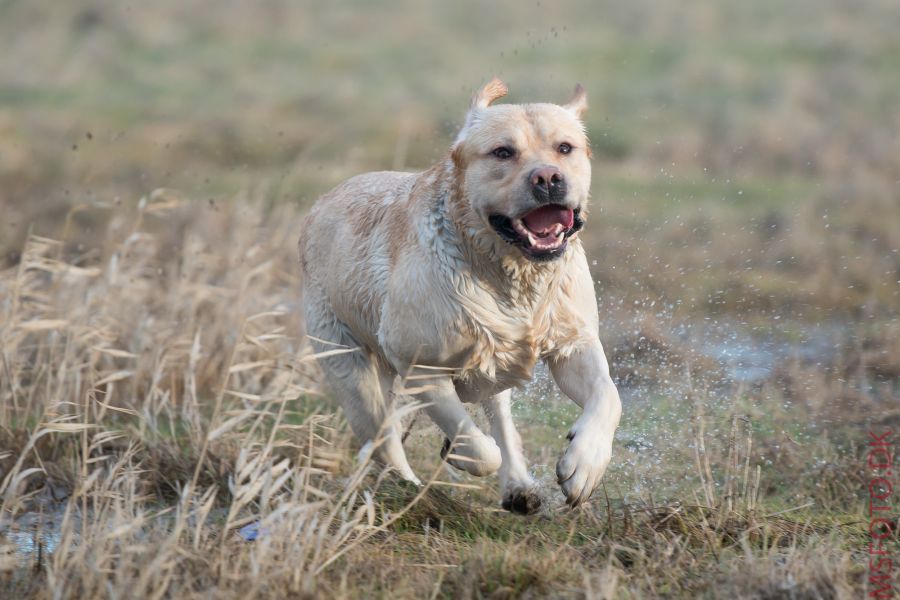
[
  {"left": 558, "top": 142, "right": 573, "bottom": 155},
  {"left": 491, "top": 146, "right": 514, "bottom": 160}
]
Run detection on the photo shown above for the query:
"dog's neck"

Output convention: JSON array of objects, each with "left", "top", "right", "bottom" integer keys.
[{"left": 417, "top": 157, "right": 570, "bottom": 305}]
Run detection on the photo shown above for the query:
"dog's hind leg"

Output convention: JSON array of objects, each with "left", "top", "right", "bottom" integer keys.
[
  {"left": 305, "top": 302, "right": 419, "bottom": 484},
  {"left": 355, "top": 368, "right": 421, "bottom": 485},
  {"left": 483, "top": 390, "right": 543, "bottom": 514}
]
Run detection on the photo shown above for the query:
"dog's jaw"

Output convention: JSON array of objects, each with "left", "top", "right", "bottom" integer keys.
[{"left": 488, "top": 207, "right": 584, "bottom": 262}]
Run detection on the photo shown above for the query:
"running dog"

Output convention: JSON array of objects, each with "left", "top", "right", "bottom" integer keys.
[{"left": 299, "top": 79, "right": 621, "bottom": 513}]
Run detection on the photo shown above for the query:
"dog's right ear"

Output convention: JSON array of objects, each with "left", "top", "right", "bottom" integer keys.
[
  {"left": 471, "top": 77, "right": 508, "bottom": 110},
  {"left": 454, "top": 78, "right": 508, "bottom": 146}
]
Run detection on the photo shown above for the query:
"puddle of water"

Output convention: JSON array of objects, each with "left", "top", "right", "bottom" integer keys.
[
  {"left": 2, "top": 508, "right": 68, "bottom": 568},
  {"left": 685, "top": 319, "right": 845, "bottom": 383}
]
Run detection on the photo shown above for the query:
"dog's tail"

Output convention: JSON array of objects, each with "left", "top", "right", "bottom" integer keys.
[
  {"left": 297, "top": 211, "right": 318, "bottom": 289},
  {"left": 296, "top": 212, "right": 315, "bottom": 342}
]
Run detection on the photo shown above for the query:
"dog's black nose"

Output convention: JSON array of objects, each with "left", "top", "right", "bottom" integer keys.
[{"left": 529, "top": 166, "right": 566, "bottom": 203}]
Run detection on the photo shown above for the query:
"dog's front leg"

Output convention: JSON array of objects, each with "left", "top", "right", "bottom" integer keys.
[
  {"left": 419, "top": 378, "right": 503, "bottom": 477},
  {"left": 483, "top": 390, "right": 543, "bottom": 514},
  {"left": 548, "top": 339, "right": 622, "bottom": 506}
]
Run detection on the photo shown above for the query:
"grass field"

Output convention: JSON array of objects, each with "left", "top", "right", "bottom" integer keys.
[{"left": 1, "top": 0, "right": 898, "bottom": 598}]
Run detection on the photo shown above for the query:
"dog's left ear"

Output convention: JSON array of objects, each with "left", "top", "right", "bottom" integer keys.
[{"left": 563, "top": 83, "right": 588, "bottom": 119}]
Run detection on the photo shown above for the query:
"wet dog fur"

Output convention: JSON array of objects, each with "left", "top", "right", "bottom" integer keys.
[{"left": 299, "top": 79, "right": 622, "bottom": 512}]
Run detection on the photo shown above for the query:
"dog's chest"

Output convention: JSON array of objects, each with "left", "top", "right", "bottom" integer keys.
[{"left": 454, "top": 282, "right": 558, "bottom": 384}]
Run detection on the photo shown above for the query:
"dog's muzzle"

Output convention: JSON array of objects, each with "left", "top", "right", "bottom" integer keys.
[{"left": 489, "top": 204, "right": 584, "bottom": 262}]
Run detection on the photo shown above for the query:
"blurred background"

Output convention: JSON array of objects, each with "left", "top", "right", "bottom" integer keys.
[
  {"left": 2, "top": 0, "right": 899, "bottom": 444},
  {"left": 1, "top": 1, "right": 899, "bottom": 595},
  {"left": 2, "top": 0, "right": 898, "bottom": 322}
]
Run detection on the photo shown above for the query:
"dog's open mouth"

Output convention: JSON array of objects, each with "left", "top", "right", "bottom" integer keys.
[{"left": 489, "top": 205, "right": 584, "bottom": 261}]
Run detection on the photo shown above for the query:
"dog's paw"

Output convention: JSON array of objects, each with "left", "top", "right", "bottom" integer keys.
[
  {"left": 501, "top": 485, "right": 544, "bottom": 515},
  {"left": 556, "top": 430, "right": 612, "bottom": 507},
  {"left": 440, "top": 436, "right": 501, "bottom": 477},
  {"left": 397, "top": 474, "right": 422, "bottom": 488}
]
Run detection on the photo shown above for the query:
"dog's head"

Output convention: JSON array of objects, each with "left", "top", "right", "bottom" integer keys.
[{"left": 451, "top": 78, "right": 591, "bottom": 262}]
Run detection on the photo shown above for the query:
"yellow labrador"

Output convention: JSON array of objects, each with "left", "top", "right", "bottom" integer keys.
[{"left": 299, "top": 79, "right": 621, "bottom": 512}]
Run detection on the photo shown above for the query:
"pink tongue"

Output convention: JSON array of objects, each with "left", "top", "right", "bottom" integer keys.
[{"left": 522, "top": 205, "right": 574, "bottom": 235}]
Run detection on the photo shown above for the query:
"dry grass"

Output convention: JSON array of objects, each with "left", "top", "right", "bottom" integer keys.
[
  {"left": 0, "top": 197, "right": 468, "bottom": 597},
  {"left": 0, "top": 197, "right": 891, "bottom": 598}
]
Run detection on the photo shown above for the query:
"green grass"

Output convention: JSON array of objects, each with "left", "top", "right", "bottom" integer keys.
[{"left": 599, "top": 174, "right": 815, "bottom": 213}]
